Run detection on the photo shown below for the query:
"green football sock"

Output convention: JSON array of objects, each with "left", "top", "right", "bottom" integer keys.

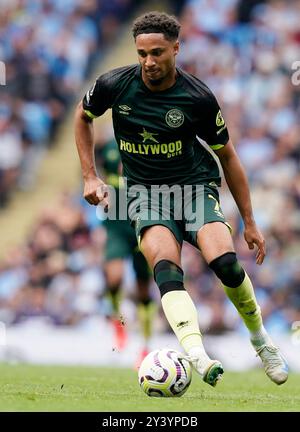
[
  {"left": 107, "top": 286, "right": 121, "bottom": 316},
  {"left": 223, "top": 272, "right": 263, "bottom": 333},
  {"left": 161, "top": 290, "right": 203, "bottom": 353},
  {"left": 137, "top": 300, "right": 157, "bottom": 342}
]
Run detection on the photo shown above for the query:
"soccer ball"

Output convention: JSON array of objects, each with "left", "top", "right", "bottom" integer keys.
[{"left": 138, "top": 348, "right": 192, "bottom": 397}]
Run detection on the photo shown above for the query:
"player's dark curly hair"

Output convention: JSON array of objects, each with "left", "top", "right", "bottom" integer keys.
[{"left": 132, "top": 11, "right": 181, "bottom": 41}]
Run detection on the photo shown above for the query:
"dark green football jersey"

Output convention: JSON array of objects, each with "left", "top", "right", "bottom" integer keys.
[{"left": 83, "top": 64, "right": 229, "bottom": 187}]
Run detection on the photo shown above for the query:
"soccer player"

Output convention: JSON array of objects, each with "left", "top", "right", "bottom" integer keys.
[
  {"left": 74, "top": 11, "right": 288, "bottom": 386},
  {"left": 95, "top": 137, "right": 156, "bottom": 362}
]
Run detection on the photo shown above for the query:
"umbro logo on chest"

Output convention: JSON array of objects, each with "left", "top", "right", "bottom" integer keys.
[{"left": 118, "top": 105, "right": 131, "bottom": 115}]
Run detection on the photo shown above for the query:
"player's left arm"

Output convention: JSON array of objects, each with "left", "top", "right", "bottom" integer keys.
[{"left": 215, "top": 139, "right": 266, "bottom": 265}]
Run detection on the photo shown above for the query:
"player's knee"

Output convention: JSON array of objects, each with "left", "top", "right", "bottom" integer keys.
[
  {"left": 209, "top": 252, "right": 245, "bottom": 287},
  {"left": 153, "top": 259, "right": 185, "bottom": 298}
]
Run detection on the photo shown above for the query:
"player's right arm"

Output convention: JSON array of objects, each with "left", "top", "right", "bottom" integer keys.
[
  {"left": 74, "top": 71, "right": 117, "bottom": 207},
  {"left": 75, "top": 66, "right": 136, "bottom": 206},
  {"left": 74, "top": 101, "right": 109, "bottom": 208}
]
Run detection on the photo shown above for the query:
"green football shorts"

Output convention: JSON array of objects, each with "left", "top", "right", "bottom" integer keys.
[{"left": 127, "top": 184, "right": 231, "bottom": 249}]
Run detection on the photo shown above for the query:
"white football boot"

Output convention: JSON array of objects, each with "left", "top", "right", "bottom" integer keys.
[
  {"left": 254, "top": 344, "right": 289, "bottom": 385},
  {"left": 185, "top": 347, "right": 224, "bottom": 387}
]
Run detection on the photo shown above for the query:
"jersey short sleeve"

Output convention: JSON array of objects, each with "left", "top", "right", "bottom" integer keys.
[
  {"left": 82, "top": 72, "right": 114, "bottom": 119},
  {"left": 82, "top": 65, "right": 139, "bottom": 120},
  {"left": 197, "top": 92, "right": 229, "bottom": 150}
]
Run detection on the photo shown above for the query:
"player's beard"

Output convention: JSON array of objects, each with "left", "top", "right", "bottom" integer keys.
[
  {"left": 148, "top": 77, "right": 164, "bottom": 86},
  {"left": 147, "top": 68, "right": 172, "bottom": 86}
]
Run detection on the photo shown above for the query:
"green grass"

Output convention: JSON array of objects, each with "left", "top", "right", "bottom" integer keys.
[{"left": 0, "top": 363, "right": 299, "bottom": 412}]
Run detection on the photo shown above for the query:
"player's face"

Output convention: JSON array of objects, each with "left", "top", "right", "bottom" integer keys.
[{"left": 136, "top": 33, "right": 179, "bottom": 86}]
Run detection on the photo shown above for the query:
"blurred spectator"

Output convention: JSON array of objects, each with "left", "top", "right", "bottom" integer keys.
[{"left": 0, "top": 0, "right": 137, "bottom": 205}]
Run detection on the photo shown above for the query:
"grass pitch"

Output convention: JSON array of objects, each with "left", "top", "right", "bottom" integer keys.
[{"left": 0, "top": 363, "right": 299, "bottom": 412}]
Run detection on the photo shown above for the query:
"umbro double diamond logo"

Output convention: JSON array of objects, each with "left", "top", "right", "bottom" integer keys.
[{"left": 119, "top": 105, "right": 131, "bottom": 115}]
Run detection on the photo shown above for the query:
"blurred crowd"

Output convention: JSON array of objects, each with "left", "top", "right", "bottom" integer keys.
[
  {"left": 0, "top": 0, "right": 300, "bottom": 338},
  {"left": 0, "top": 0, "right": 137, "bottom": 207}
]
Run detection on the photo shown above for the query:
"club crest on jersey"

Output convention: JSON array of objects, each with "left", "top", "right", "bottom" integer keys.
[{"left": 165, "top": 109, "right": 184, "bottom": 128}]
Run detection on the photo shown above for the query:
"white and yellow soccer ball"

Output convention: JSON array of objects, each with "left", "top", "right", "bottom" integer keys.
[{"left": 138, "top": 348, "right": 192, "bottom": 397}]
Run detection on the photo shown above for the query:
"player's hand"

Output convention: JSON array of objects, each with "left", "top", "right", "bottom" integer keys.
[
  {"left": 83, "top": 177, "right": 109, "bottom": 211},
  {"left": 244, "top": 223, "right": 266, "bottom": 265}
]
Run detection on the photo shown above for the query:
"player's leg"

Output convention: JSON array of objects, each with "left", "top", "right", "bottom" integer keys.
[
  {"left": 197, "top": 221, "right": 288, "bottom": 385},
  {"left": 104, "top": 218, "right": 133, "bottom": 315},
  {"left": 136, "top": 278, "right": 154, "bottom": 344},
  {"left": 103, "top": 221, "right": 131, "bottom": 350},
  {"left": 104, "top": 258, "right": 124, "bottom": 316},
  {"left": 140, "top": 224, "right": 222, "bottom": 387},
  {"left": 103, "top": 258, "right": 128, "bottom": 350},
  {"left": 132, "top": 249, "right": 156, "bottom": 364},
  {"left": 135, "top": 278, "right": 156, "bottom": 365}
]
